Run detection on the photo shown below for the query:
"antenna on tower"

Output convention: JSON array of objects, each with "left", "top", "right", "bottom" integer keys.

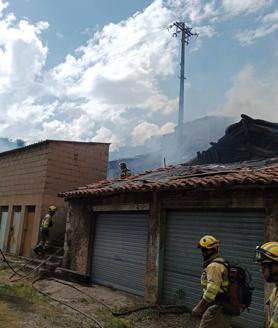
[
  {"left": 168, "top": 22, "right": 198, "bottom": 128},
  {"left": 168, "top": 22, "right": 198, "bottom": 162}
]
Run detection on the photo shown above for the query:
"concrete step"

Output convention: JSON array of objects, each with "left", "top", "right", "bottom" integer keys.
[
  {"left": 26, "top": 258, "right": 44, "bottom": 266},
  {"left": 54, "top": 267, "right": 91, "bottom": 284},
  {"left": 48, "top": 255, "right": 63, "bottom": 264},
  {"left": 38, "top": 268, "right": 51, "bottom": 278},
  {"left": 45, "top": 261, "right": 61, "bottom": 272}
]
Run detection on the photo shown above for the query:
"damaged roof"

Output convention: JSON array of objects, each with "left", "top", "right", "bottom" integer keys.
[
  {"left": 189, "top": 114, "right": 278, "bottom": 165},
  {"left": 60, "top": 157, "right": 278, "bottom": 199}
]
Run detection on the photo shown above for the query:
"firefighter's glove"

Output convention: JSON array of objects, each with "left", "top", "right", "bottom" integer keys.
[{"left": 191, "top": 298, "right": 210, "bottom": 317}]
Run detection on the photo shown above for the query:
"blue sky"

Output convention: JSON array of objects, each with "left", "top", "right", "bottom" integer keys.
[{"left": 0, "top": 0, "right": 277, "bottom": 150}]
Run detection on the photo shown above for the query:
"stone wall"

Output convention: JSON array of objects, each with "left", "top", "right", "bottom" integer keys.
[
  {"left": 64, "top": 187, "right": 278, "bottom": 306},
  {"left": 63, "top": 200, "right": 92, "bottom": 273}
]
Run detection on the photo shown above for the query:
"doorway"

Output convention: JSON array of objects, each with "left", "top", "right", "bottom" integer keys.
[{"left": 21, "top": 206, "right": 36, "bottom": 257}]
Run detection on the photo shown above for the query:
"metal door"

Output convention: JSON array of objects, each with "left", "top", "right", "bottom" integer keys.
[
  {"left": 91, "top": 212, "right": 148, "bottom": 296},
  {"left": 8, "top": 206, "right": 22, "bottom": 254},
  {"left": 0, "top": 207, "right": 8, "bottom": 249},
  {"left": 163, "top": 210, "right": 264, "bottom": 328}
]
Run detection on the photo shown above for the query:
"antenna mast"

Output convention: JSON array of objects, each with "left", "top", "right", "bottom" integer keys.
[{"left": 169, "top": 22, "right": 198, "bottom": 129}]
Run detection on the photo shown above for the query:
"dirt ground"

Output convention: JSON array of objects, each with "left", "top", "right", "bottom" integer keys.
[{"left": 0, "top": 259, "right": 201, "bottom": 328}]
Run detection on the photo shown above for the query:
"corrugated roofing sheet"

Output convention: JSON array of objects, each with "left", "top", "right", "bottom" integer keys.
[{"left": 60, "top": 157, "right": 278, "bottom": 199}]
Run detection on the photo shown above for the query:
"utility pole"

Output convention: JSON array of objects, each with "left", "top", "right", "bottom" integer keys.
[
  {"left": 168, "top": 22, "right": 198, "bottom": 163},
  {"left": 169, "top": 22, "right": 198, "bottom": 130}
]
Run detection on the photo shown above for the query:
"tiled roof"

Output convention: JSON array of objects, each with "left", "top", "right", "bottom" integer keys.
[{"left": 60, "top": 158, "right": 278, "bottom": 199}]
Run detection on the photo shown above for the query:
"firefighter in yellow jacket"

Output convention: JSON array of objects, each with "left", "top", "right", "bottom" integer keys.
[
  {"left": 255, "top": 242, "right": 278, "bottom": 328},
  {"left": 192, "top": 235, "right": 232, "bottom": 328},
  {"left": 34, "top": 205, "right": 57, "bottom": 255},
  {"left": 119, "top": 162, "right": 131, "bottom": 179}
]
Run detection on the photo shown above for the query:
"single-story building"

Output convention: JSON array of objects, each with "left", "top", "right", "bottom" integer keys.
[
  {"left": 0, "top": 140, "right": 109, "bottom": 257},
  {"left": 60, "top": 157, "right": 278, "bottom": 328}
]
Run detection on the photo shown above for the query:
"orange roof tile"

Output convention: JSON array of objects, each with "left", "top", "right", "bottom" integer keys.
[{"left": 59, "top": 158, "right": 278, "bottom": 199}]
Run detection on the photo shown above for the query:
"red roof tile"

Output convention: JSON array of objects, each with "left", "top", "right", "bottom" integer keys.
[{"left": 59, "top": 158, "right": 278, "bottom": 199}]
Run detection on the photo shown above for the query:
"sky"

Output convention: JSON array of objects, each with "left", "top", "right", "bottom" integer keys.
[{"left": 0, "top": 0, "right": 277, "bottom": 151}]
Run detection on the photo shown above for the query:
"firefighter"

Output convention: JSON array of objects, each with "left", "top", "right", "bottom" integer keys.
[
  {"left": 34, "top": 205, "right": 57, "bottom": 255},
  {"left": 192, "top": 235, "right": 232, "bottom": 328},
  {"left": 119, "top": 162, "right": 131, "bottom": 179},
  {"left": 254, "top": 242, "right": 278, "bottom": 328}
]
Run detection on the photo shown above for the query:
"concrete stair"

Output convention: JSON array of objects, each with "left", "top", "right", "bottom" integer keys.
[{"left": 21, "top": 251, "right": 64, "bottom": 279}]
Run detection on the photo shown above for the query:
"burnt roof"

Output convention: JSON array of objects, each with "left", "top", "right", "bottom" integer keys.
[
  {"left": 189, "top": 114, "right": 278, "bottom": 165},
  {"left": 60, "top": 157, "right": 278, "bottom": 200},
  {"left": 0, "top": 139, "right": 110, "bottom": 158}
]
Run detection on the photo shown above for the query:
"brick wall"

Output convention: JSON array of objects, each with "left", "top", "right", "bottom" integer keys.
[
  {"left": 0, "top": 144, "right": 48, "bottom": 197},
  {"left": 0, "top": 141, "right": 109, "bottom": 255},
  {"left": 44, "top": 142, "right": 109, "bottom": 195}
]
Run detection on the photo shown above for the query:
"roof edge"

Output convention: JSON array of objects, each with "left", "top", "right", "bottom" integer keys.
[{"left": 0, "top": 139, "right": 110, "bottom": 158}]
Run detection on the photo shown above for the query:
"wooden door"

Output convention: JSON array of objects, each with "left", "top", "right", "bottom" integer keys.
[
  {"left": 21, "top": 206, "right": 35, "bottom": 257},
  {"left": 0, "top": 207, "right": 8, "bottom": 249},
  {"left": 7, "top": 206, "right": 21, "bottom": 254}
]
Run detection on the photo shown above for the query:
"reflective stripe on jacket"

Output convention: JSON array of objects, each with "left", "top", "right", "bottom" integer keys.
[
  {"left": 201, "top": 257, "right": 229, "bottom": 303},
  {"left": 268, "top": 285, "right": 278, "bottom": 328},
  {"left": 120, "top": 169, "right": 131, "bottom": 178},
  {"left": 41, "top": 213, "right": 52, "bottom": 230}
]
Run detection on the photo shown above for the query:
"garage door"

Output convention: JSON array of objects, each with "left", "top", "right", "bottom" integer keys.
[
  {"left": 163, "top": 210, "right": 265, "bottom": 328},
  {"left": 91, "top": 212, "right": 148, "bottom": 296}
]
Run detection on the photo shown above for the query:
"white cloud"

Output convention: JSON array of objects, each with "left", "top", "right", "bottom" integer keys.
[
  {"left": 132, "top": 121, "right": 176, "bottom": 145},
  {"left": 0, "top": 0, "right": 174, "bottom": 145},
  {"left": 0, "top": 0, "right": 8, "bottom": 18},
  {"left": 214, "top": 64, "right": 278, "bottom": 121},
  {"left": 222, "top": 0, "right": 273, "bottom": 15},
  {"left": 237, "top": 8, "right": 278, "bottom": 45},
  {"left": 0, "top": 16, "right": 48, "bottom": 92},
  {"left": 56, "top": 32, "right": 63, "bottom": 39},
  {"left": 237, "top": 23, "right": 278, "bottom": 45},
  {"left": 236, "top": 7, "right": 278, "bottom": 45},
  {"left": 166, "top": 0, "right": 276, "bottom": 46},
  {"left": 0, "top": 0, "right": 276, "bottom": 151},
  {"left": 166, "top": 0, "right": 220, "bottom": 23},
  {"left": 91, "top": 127, "right": 121, "bottom": 151},
  {"left": 262, "top": 10, "right": 278, "bottom": 23},
  {"left": 160, "top": 122, "right": 176, "bottom": 134}
]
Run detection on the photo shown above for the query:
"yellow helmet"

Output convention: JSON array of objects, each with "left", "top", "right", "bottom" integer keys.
[
  {"left": 48, "top": 205, "right": 57, "bottom": 212},
  {"left": 254, "top": 241, "right": 278, "bottom": 263},
  {"left": 198, "top": 235, "right": 220, "bottom": 249}
]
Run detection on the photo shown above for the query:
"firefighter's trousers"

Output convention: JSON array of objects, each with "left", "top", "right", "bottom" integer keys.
[
  {"left": 34, "top": 228, "right": 50, "bottom": 253},
  {"left": 199, "top": 304, "right": 232, "bottom": 328}
]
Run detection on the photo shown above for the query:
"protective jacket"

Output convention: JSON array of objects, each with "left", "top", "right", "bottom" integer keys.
[
  {"left": 201, "top": 256, "right": 229, "bottom": 303},
  {"left": 40, "top": 213, "right": 53, "bottom": 231},
  {"left": 267, "top": 284, "right": 278, "bottom": 328},
  {"left": 120, "top": 168, "right": 131, "bottom": 179}
]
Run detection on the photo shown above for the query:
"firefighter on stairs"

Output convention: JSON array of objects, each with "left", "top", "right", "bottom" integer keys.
[{"left": 34, "top": 205, "right": 57, "bottom": 255}]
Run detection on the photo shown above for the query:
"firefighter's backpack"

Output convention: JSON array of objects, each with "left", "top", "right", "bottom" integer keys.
[{"left": 213, "top": 260, "right": 254, "bottom": 316}]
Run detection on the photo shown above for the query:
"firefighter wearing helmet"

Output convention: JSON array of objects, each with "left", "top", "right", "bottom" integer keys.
[
  {"left": 192, "top": 235, "right": 232, "bottom": 328},
  {"left": 33, "top": 205, "right": 57, "bottom": 255},
  {"left": 119, "top": 162, "right": 131, "bottom": 179},
  {"left": 255, "top": 242, "right": 278, "bottom": 328}
]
